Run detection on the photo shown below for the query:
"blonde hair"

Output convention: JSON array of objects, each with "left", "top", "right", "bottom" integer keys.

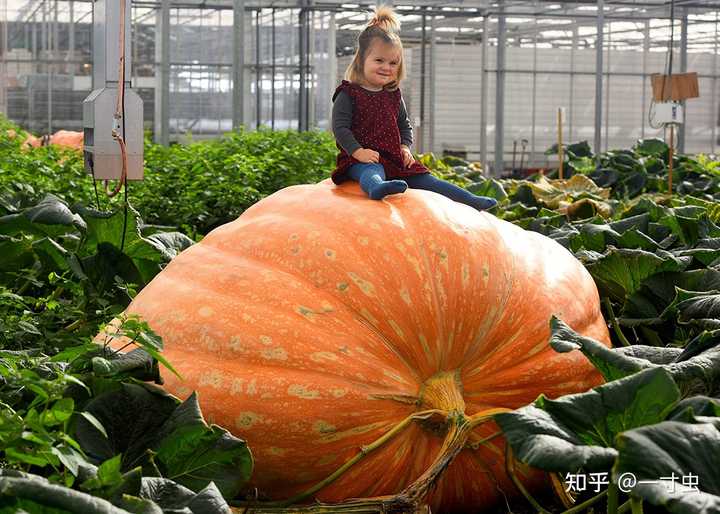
[{"left": 344, "top": 6, "right": 405, "bottom": 90}]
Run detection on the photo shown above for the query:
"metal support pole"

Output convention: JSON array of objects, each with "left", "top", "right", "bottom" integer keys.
[
  {"left": 428, "top": 16, "right": 436, "bottom": 153},
  {"left": 678, "top": 8, "right": 688, "bottom": 153},
  {"left": 419, "top": 12, "right": 426, "bottom": 152},
  {"left": 604, "top": 23, "right": 611, "bottom": 152},
  {"left": 713, "top": 13, "right": 718, "bottom": 153},
  {"left": 233, "top": 0, "right": 245, "bottom": 130},
  {"left": 271, "top": 8, "right": 276, "bottom": 130},
  {"left": 46, "top": 0, "right": 52, "bottom": 135},
  {"left": 594, "top": 0, "right": 604, "bottom": 156},
  {"left": 255, "top": 9, "right": 261, "bottom": 128},
  {"left": 0, "top": 0, "right": 7, "bottom": 115},
  {"left": 298, "top": 0, "right": 307, "bottom": 131},
  {"left": 69, "top": 0, "right": 75, "bottom": 82},
  {"left": 641, "top": 20, "right": 649, "bottom": 139},
  {"left": 308, "top": 8, "right": 315, "bottom": 128},
  {"left": 480, "top": 15, "right": 488, "bottom": 170},
  {"left": 531, "top": 19, "right": 537, "bottom": 167},
  {"left": 328, "top": 12, "right": 336, "bottom": 129},
  {"left": 569, "top": 26, "right": 577, "bottom": 143},
  {"left": 155, "top": 0, "right": 170, "bottom": 144},
  {"left": 494, "top": 3, "right": 506, "bottom": 176}
]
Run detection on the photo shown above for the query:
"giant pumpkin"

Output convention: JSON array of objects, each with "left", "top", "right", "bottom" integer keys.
[{"left": 101, "top": 180, "right": 610, "bottom": 512}]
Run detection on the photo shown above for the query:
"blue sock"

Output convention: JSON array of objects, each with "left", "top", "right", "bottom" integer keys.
[{"left": 404, "top": 173, "right": 497, "bottom": 211}]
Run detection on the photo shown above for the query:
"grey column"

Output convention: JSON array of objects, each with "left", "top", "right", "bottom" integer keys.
[
  {"left": 494, "top": 3, "right": 506, "bottom": 175},
  {"left": 419, "top": 12, "right": 426, "bottom": 152},
  {"left": 69, "top": 0, "right": 75, "bottom": 83},
  {"left": 530, "top": 20, "right": 537, "bottom": 165},
  {"left": 569, "top": 26, "right": 577, "bottom": 142},
  {"left": 233, "top": 0, "right": 245, "bottom": 130},
  {"left": 594, "top": 0, "right": 604, "bottom": 156},
  {"left": 641, "top": 20, "right": 649, "bottom": 139},
  {"left": 480, "top": 15, "right": 488, "bottom": 170},
  {"left": 604, "top": 23, "right": 611, "bottom": 151},
  {"left": 678, "top": 8, "right": 688, "bottom": 153},
  {"left": 255, "top": 9, "right": 261, "bottom": 128},
  {"left": 328, "top": 13, "right": 336, "bottom": 129},
  {"left": 713, "top": 13, "right": 718, "bottom": 153},
  {"left": 429, "top": 16, "right": 436, "bottom": 153},
  {"left": 155, "top": 0, "right": 170, "bottom": 144},
  {"left": 298, "top": 0, "right": 308, "bottom": 131},
  {"left": 0, "top": 0, "right": 6, "bottom": 115}
]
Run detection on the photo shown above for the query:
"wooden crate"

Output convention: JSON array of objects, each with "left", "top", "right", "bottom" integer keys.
[{"left": 650, "top": 73, "right": 700, "bottom": 102}]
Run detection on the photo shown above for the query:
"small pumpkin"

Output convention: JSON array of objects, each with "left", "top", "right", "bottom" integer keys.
[
  {"left": 101, "top": 180, "right": 609, "bottom": 511},
  {"left": 49, "top": 130, "right": 84, "bottom": 150}
]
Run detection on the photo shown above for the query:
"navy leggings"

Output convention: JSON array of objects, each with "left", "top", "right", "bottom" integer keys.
[{"left": 347, "top": 162, "right": 497, "bottom": 211}]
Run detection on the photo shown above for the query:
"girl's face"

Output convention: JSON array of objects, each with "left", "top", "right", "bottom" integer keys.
[{"left": 362, "top": 40, "right": 401, "bottom": 89}]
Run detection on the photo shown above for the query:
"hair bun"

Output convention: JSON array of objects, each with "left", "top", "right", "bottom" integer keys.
[{"left": 368, "top": 5, "right": 400, "bottom": 33}]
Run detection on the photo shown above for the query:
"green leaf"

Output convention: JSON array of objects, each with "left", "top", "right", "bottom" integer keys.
[
  {"left": 0, "top": 470, "right": 132, "bottom": 514},
  {"left": 75, "top": 383, "right": 180, "bottom": 469},
  {"left": 549, "top": 317, "right": 647, "bottom": 381},
  {"left": 79, "top": 412, "right": 108, "bottom": 440},
  {"left": 50, "top": 444, "right": 87, "bottom": 477},
  {"left": 585, "top": 247, "right": 690, "bottom": 301},
  {"left": 634, "top": 138, "right": 669, "bottom": 157},
  {"left": 137, "top": 477, "right": 230, "bottom": 514},
  {"left": 153, "top": 393, "right": 253, "bottom": 498},
  {"left": 44, "top": 397, "right": 75, "bottom": 426},
  {"left": 614, "top": 421, "right": 720, "bottom": 514},
  {"left": 495, "top": 367, "right": 680, "bottom": 472}
]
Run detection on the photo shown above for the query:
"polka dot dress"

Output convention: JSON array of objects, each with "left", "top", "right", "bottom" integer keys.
[{"left": 331, "top": 80, "right": 429, "bottom": 184}]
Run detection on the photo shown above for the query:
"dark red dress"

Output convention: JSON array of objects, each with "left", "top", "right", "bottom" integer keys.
[{"left": 331, "top": 81, "right": 429, "bottom": 184}]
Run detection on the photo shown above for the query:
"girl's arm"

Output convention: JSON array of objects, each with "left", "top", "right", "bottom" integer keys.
[
  {"left": 332, "top": 90, "right": 362, "bottom": 156},
  {"left": 398, "top": 97, "right": 413, "bottom": 150}
]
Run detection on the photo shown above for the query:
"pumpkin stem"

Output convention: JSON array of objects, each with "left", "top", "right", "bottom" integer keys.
[
  {"left": 243, "top": 371, "right": 513, "bottom": 512},
  {"left": 264, "top": 409, "right": 444, "bottom": 508}
]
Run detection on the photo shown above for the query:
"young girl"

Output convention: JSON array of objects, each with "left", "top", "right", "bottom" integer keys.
[{"left": 331, "top": 6, "right": 497, "bottom": 211}]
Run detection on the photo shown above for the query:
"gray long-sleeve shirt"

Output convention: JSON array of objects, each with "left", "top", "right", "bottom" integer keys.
[{"left": 331, "top": 89, "right": 414, "bottom": 157}]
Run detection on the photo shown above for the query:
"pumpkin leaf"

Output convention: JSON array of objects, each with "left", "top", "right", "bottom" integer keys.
[
  {"left": 614, "top": 421, "right": 720, "bottom": 514},
  {"left": 550, "top": 317, "right": 720, "bottom": 393},
  {"left": 495, "top": 367, "right": 679, "bottom": 472},
  {"left": 634, "top": 138, "right": 669, "bottom": 158},
  {"left": 75, "top": 383, "right": 180, "bottom": 470},
  {"left": 667, "top": 396, "right": 720, "bottom": 423},
  {"left": 153, "top": 393, "right": 253, "bottom": 499},
  {"left": 0, "top": 194, "right": 86, "bottom": 237},
  {"left": 549, "top": 317, "right": 648, "bottom": 381},
  {"left": 466, "top": 178, "right": 508, "bottom": 201},
  {"left": 584, "top": 247, "right": 691, "bottom": 301},
  {"left": 137, "top": 477, "right": 229, "bottom": 514}
]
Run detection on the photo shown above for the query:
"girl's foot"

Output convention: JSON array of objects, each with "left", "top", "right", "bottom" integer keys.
[
  {"left": 472, "top": 196, "right": 498, "bottom": 211},
  {"left": 368, "top": 179, "right": 408, "bottom": 200}
]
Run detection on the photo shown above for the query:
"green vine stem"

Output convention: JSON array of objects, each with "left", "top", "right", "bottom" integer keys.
[
  {"left": 630, "top": 497, "right": 644, "bottom": 514},
  {"left": 504, "top": 443, "right": 552, "bottom": 514},
  {"left": 235, "top": 407, "right": 511, "bottom": 512},
  {"left": 560, "top": 489, "right": 608, "bottom": 514},
  {"left": 263, "top": 409, "right": 443, "bottom": 508},
  {"left": 607, "top": 483, "right": 620, "bottom": 514},
  {"left": 603, "top": 297, "right": 631, "bottom": 347}
]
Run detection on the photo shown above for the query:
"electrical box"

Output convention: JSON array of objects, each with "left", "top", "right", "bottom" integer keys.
[
  {"left": 654, "top": 102, "right": 684, "bottom": 125},
  {"left": 82, "top": 0, "right": 143, "bottom": 181}
]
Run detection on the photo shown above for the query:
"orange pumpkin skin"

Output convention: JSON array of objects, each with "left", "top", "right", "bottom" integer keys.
[
  {"left": 49, "top": 130, "right": 83, "bottom": 150},
  {"left": 108, "top": 180, "right": 609, "bottom": 511}
]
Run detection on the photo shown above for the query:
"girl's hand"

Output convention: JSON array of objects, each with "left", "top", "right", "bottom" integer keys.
[
  {"left": 401, "top": 146, "right": 415, "bottom": 168},
  {"left": 352, "top": 148, "right": 380, "bottom": 163}
]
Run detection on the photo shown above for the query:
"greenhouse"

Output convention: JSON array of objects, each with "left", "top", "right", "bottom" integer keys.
[
  {"left": 2, "top": 0, "right": 719, "bottom": 169},
  {"left": 2, "top": 0, "right": 720, "bottom": 512}
]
